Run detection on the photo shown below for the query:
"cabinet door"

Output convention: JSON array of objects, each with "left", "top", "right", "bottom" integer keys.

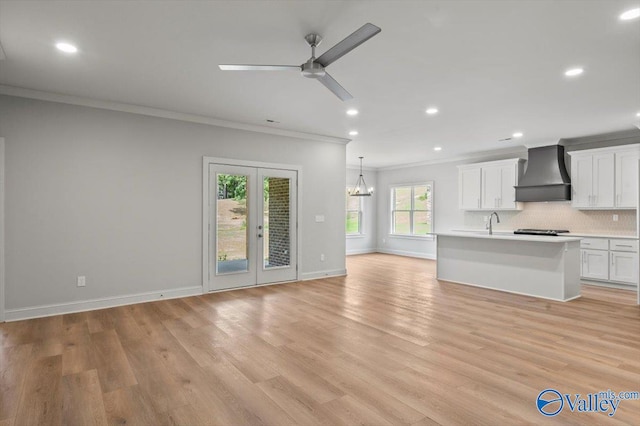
[
  {"left": 498, "top": 164, "right": 517, "bottom": 209},
  {"left": 615, "top": 150, "right": 639, "bottom": 208},
  {"left": 581, "top": 249, "right": 609, "bottom": 280},
  {"left": 459, "top": 167, "right": 481, "bottom": 210},
  {"left": 592, "top": 153, "right": 615, "bottom": 207},
  {"left": 609, "top": 251, "right": 638, "bottom": 285},
  {"left": 481, "top": 166, "right": 501, "bottom": 209},
  {"left": 571, "top": 155, "right": 593, "bottom": 208}
]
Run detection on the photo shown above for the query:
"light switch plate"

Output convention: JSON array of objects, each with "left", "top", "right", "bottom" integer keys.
[{"left": 315, "top": 215, "right": 325, "bottom": 223}]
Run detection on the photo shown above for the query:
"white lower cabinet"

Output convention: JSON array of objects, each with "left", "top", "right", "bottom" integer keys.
[
  {"left": 581, "top": 249, "right": 609, "bottom": 280},
  {"left": 580, "top": 237, "right": 639, "bottom": 287},
  {"left": 610, "top": 251, "right": 638, "bottom": 284}
]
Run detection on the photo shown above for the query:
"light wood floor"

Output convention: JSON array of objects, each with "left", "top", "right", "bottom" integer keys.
[{"left": 1, "top": 253, "right": 639, "bottom": 425}]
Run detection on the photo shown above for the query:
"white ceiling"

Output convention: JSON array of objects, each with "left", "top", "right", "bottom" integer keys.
[{"left": 0, "top": 0, "right": 639, "bottom": 168}]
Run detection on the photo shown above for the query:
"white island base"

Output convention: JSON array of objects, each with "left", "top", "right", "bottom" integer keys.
[{"left": 436, "top": 232, "right": 582, "bottom": 302}]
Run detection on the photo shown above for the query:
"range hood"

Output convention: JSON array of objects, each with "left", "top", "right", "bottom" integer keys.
[{"left": 515, "top": 145, "right": 571, "bottom": 202}]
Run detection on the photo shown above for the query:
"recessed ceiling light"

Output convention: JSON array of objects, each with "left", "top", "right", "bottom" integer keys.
[
  {"left": 564, "top": 68, "right": 584, "bottom": 77},
  {"left": 636, "top": 112, "right": 640, "bottom": 118},
  {"left": 349, "top": 130, "right": 358, "bottom": 136},
  {"left": 346, "top": 109, "right": 359, "bottom": 116},
  {"left": 426, "top": 108, "right": 439, "bottom": 115},
  {"left": 55, "top": 42, "right": 78, "bottom": 54},
  {"left": 620, "top": 8, "right": 640, "bottom": 20},
  {"left": 512, "top": 132, "right": 524, "bottom": 138},
  {"left": 434, "top": 146, "right": 442, "bottom": 151}
]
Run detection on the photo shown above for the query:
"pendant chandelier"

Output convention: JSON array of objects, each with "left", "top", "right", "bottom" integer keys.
[{"left": 349, "top": 157, "right": 374, "bottom": 196}]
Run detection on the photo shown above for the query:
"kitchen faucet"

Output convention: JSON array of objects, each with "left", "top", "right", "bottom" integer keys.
[{"left": 486, "top": 211, "right": 500, "bottom": 235}]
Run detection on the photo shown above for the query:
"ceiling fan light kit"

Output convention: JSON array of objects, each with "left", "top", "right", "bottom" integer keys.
[{"left": 219, "top": 23, "right": 381, "bottom": 101}]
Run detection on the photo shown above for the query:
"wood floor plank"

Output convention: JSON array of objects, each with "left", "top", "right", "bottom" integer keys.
[
  {"left": 13, "top": 355, "right": 62, "bottom": 425},
  {"left": 90, "top": 329, "right": 138, "bottom": 393},
  {"left": 2, "top": 254, "right": 638, "bottom": 425},
  {"left": 256, "top": 375, "right": 336, "bottom": 425},
  {"left": 102, "top": 385, "right": 168, "bottom": 426},
  {"left": 0, "top": 344, "right": 33, "bottom": 421},
  {"left": 62, "top": 344, "right": 96, "bottom": 376},
  {"left": 61, "top": 369, "right": 108, "bottom": 426},
  {"left": 322, "top": 395, "right": 396, "bottom": 426}
]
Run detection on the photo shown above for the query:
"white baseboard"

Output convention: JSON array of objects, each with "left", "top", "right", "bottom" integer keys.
[
  {"left": 346, "top": 248, "right": 377, "bottom": 256},
  {"left": 301, "top": 269, "right": 347, "bottom": 281},
  {"left": 375, "top": 248, "right": 436, "bottom": 260},
  {"left": 4, "top": 285, "right": 203, "bottom": 322}
]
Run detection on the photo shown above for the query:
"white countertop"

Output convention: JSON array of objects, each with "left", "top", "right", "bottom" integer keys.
[
  {"left": 450, "top": 228, "right": 638, "bottom": 240},
  {"left": 438, "top": 231, "right": 583, "bottom": 243},
  {"left": 565, "top": 233, "right": 638, "bottom": 240}
]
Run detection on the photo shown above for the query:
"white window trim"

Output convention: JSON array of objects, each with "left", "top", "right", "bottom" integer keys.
[{"left": 389, "top": 181, "right": 434, "bottom": 238}]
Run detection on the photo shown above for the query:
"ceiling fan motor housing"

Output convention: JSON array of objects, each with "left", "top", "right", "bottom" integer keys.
[{"left": 301, "top": 59, "right": 326, "bottom": 78}]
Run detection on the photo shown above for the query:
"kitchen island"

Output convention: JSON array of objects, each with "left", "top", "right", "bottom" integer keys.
[{"left": 436, "top": 231, "right": 582, "bottom": 301}]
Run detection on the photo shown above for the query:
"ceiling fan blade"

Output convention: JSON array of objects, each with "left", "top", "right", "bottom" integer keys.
[
  {"left": 315, "top": 23, "right": 381, "bottom": 67},
  {"left": 317, "top": 73, "right": 353, "bottom": 101},
  {"left": 219, "top": 65, "right": 300, "bottom": 71}
]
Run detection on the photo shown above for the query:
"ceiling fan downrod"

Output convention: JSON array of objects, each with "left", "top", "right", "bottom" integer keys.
[{"left": 302, "top": 34, "right": 326, "bottom": 79}]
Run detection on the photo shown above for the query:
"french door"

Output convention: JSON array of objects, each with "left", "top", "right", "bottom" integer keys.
[{"left": 208, "top": 163, "right": 297, "bottom": 291}]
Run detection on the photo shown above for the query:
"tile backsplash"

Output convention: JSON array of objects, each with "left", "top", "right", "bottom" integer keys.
[{"left": 464, "top": 202, "right": 637, "bottom": 235}]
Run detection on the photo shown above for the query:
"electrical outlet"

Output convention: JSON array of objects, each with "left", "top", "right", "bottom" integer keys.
[
  {"left": 77, "top": 276, "right": 86, "bottom": 287},
  {"left": 613, "top": 214, "right": 619, "bottom": 222},
  {"left": 483, "top": 216, "right": 489, "bottom": 221},
  {"left": 320, "top": 254, "right": 325, "bottom": 261}
]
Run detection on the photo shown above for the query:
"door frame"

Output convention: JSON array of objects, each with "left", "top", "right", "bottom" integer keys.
[
  {"left": 0, "top": 138, "right": 5, "bottom": 321},
  {"left": 202, "top": 156, "right": 302, "bottom": 293}
]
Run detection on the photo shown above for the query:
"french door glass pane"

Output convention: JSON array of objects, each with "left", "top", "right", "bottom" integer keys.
[
  {"left": 393, "top": 211, "right": 411, "bottom": 234},
  {"left": 263, "top": 176, "right": 290, "bottom": 269},
  {"left": 216, "top": 173, "right": 249, "bottom": 274}
]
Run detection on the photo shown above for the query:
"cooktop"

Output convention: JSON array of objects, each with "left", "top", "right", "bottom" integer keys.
[{"left": 513, "top": 229, "right": 570, "bottom": 236}]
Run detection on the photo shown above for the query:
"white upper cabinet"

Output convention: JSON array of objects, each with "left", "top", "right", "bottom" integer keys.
[
  {"left": 592, "top": 153, "right": 615, "bottom": 208},
  {"left": 615, "top": 148, "right": 640, "bottom": 208},
  {"left": 481, "top": 166, "right": 501, "bottom": 209},
  {"left": 571, "top": 155, "right": 593, "bottom": 208},
  {"left": 459, "top": 167, "right": 481, "bottom": 210},
  {"left": 569, "top": 145, "right": 639, "bottom": 209},
  {"left": 458, "top": 159, "right": 524, "bottom": 210}
]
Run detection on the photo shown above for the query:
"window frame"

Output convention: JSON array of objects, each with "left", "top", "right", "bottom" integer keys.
[
  {"left": 346, "top": 187, "right": 364, "bottom": 237},
  {"left": 390, "top": 182, "right": 434, "bottom": 239}
]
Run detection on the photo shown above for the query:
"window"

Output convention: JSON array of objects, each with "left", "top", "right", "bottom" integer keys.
[
  {"left": 391, "top": 183, "right": 433, "bottom": 236},
  {"left": 346, "top": 188, "right": 363, "bottom": 235}
]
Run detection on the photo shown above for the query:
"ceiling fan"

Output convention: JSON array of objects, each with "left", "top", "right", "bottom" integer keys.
[{"left": 219, "top": 23, "right": 381, "bottom": 101}]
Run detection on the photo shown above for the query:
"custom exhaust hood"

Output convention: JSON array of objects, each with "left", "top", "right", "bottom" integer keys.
[{"left": 514, "top": 145, "right": 571, "bottom": 202}]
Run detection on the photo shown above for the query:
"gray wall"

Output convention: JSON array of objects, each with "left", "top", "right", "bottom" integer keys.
[
  {"left": 0, "top": 95, "right": 346, "bottom": 311},
  {"left": 346, "top": 167, "right": 377, "bottom": 254}
]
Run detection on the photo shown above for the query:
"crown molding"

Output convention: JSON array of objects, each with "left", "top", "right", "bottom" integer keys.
[
  {"left": 375, "top": 146, "right": 528, "bottom": 171},
  {"left": 0, "top": 85, "right": 351, "bottom": 145},
  {"left": 560, "top": 128, "right": 640, "bottom": 147}
]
